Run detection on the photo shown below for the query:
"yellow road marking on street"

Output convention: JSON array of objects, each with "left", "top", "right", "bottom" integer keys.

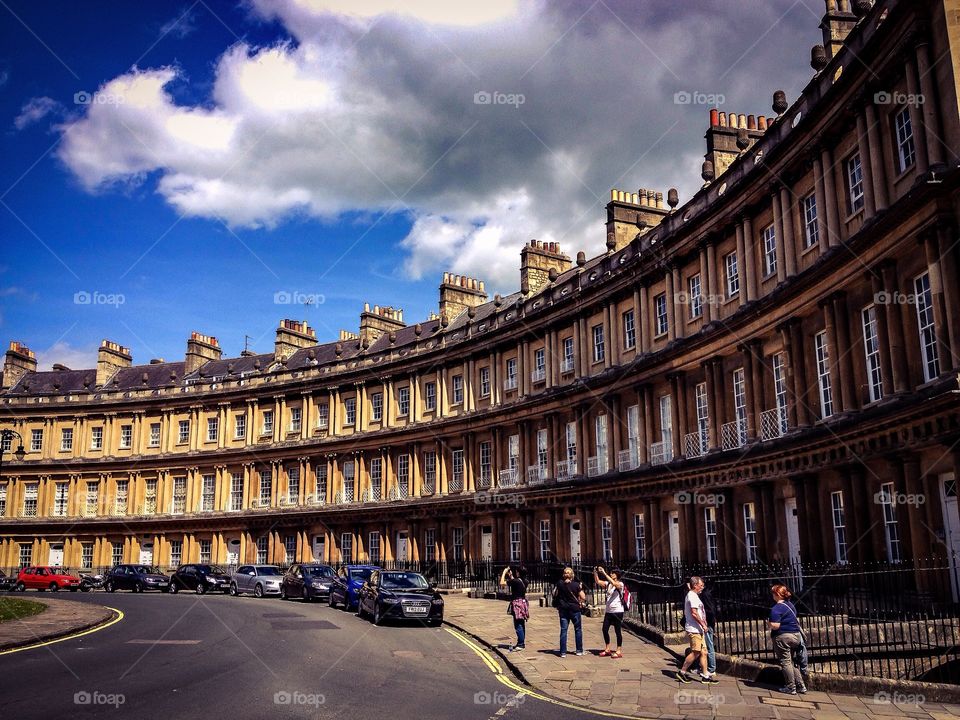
[
  {"left": 444, "top": 627, "right": 657, "bottom": 719},
  {"left": 0, "top": 607, "right": 124, "bottom": 656}
]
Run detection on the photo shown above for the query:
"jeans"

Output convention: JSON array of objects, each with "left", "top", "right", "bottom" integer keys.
[
  {"left": 704, "top": 628, "right": 716, "bottom": 674},
  {"left": 558, "top": 609, "right": 583, "bottom": 653},
  {"left": 513, "top": 618, "right": 526, "bottom": 647},
  {"left": 774, "top": 632, "right": 806, "bottom": 691},
  {"left": 602, "top": 612, "right": 623, "bottom": 647}
]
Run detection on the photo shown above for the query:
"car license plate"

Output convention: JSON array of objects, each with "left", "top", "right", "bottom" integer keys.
[
  {"left": 158, "top": 582, "right": 168, "bottom": 587},
  {"left": 405, "top": 607, "right": 428, "bottom": 616}
]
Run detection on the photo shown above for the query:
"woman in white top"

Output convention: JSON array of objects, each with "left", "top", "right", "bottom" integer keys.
[{"left": 594, "top": 566, "right": 625, "bottom": 658}]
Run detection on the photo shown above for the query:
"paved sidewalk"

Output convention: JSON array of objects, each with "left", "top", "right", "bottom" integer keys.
[
  {"left": 442, "top": 593, "right": 960, "bottom": 719},
  {"left": 0, "top": 595, "right": 116, "bottom": 651}
]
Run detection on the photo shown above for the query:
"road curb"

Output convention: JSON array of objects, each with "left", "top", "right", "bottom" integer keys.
[
  {"left": 0, "top": 597, "right": 119, "bottom": 653},
  {"left": 442, "top": 618, "right": 534, "bottom": 685}
]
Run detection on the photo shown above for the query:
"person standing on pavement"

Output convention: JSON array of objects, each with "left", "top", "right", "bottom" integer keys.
[
  {"left": 675, "top": 576, "right": 718, "bottom": 684},
  {"left": 552, "top": 567, "right": 586, "bottom": 658},
  {"left": 593, "top": 566, "right": 625, "bottom": 658},
  {"left": 769, "top": 584, "right": 807, "bottom": 695},
  {"left": 699, "top": 581, "right": 718, "bottom": 677},
  {"left": 499, "top": 565, "right": 529, "bottom": 652}
]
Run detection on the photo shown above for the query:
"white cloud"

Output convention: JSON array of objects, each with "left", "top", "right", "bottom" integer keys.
[
  {"left": 56, "top": 0, "right": 817, "bottom": 291},
  {"left": 159, "top": 6, "right": 199, "bottom": 39},
  {"left": 14, "top": 96, "right": 61, "bottom": 130},
  {"left": 36, "top": 341, "right": 97, "bottom": 371}
]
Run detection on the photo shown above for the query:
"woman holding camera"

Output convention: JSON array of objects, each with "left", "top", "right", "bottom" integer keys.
[
  {"left": 500, "top": 566, "right": 529, "bottom": 652},
  {"left": 593, "top": 566, "right": 624, "bottom": 658}
]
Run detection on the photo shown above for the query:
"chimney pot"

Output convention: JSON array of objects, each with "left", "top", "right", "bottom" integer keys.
[
  {"left": 758, "top": 116, "right": 768, "bottom": 131},
  {"left": 747, "top": 114, "right": 757, "bottom": 130},
  {"left": 710, "top": 108, "right": 719, "bottom": 126},
  {"left": 718, "top": 111, "right": 727, "bottom": 126}
]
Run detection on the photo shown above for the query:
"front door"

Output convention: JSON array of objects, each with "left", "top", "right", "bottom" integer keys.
[
  {"left": 48, "top": 544, "right": 64, "bottom": 567},
  {"left": 784, "top": 497, "right": 803, "bottom": 589},
  {"left": 480, "top": 527, "right": 492, "bottom": 561},
  {"left": 139, "top": 543, "right": 154, "bottom": 566},
  {"left": 668, "top": 511, "right": 681, "bottom": 563},
  {"left": 569, "top": 521, "right": 581, "bottom": 563},
  {"left": 396, "top": 532, "right": 409, "bottom": 562},
  {"left": 312, "top": 536, "right": 326, "bottom": 563},
  {"left": 941, "top": 473, "right": 960, "bottom": 602}
]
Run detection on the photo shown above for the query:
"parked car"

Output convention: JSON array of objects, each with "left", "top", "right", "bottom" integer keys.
[
  {"left": 0, "top": 570, "right": 16, "bottom": 591},
  {"left": 357, "top": 570, "right": 444, "bottom": 625},
  {"left": 169, "top": 564, "right": 231, "bottom": 594},
  {"left": 329, "top": 565, "right": 381, "bottom": 610},
  {"left": 280, "top": 564, "right": 336, "bottom": 601},
  {"left": 230, "top": 565, "right": 282, "bottom": 598},
  {"left": 14, "top": 566, "right": 81, "bottom": 592},
  {"left": 104, "top": 565, "right": 170, "bottom": 593}
]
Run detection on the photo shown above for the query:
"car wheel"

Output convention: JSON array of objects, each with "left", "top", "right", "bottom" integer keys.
[
  {"left": 196, "top": 583, "right": 206, "bottom": 595},
  {"left": 373, "top": 602, "right": 384, "bottom": 626},
  {"left": 169, "top": 582, "right": 179, "bottom": 594},
  {"left": 14, "top": 582, "right": 25, "bottom": 592},
  {"left": 229, "top": 583, "right": 238, "bottom": 597},
  {"left": 134, "top": 582, "right": 143, "bottom": 593},
  {"left": 49, "top": 582, "right": 59, "bottom": 592},
  {"left": 105, "top": 581, "right": 115, "bottom": 593},
  {"left": 254, "top": 584, "right": 264, "bottom": 598}
]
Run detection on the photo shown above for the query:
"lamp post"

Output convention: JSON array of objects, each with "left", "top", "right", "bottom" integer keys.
[{"left": 0, "top": 429, "right": 26, "bottom": 480}]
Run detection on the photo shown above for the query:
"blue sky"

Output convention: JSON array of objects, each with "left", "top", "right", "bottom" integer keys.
[{"left": 0, "top": 1, "right": 817, "bottom": 370}]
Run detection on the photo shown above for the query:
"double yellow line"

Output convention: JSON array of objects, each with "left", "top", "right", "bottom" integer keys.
[
  {"left": 444, "top": 627, "right": 656, "bottom": 719},
  {"left": 0, "top": 606, "right": 124, "bottom": 656}
]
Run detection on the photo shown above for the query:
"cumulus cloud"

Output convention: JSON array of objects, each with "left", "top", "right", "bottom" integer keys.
[
  {"left": 15, "top": 96, "right": 62, "bottom": 130},
  {"left": 56, "top": 0, "right": 817, "bottom": 290}
]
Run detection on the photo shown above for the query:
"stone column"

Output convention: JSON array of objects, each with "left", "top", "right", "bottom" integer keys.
[
  {"left": 672, "top": 266, "right": 684, "bottom": 339},
  {"left": 705, "top": 241, "right": 719, "bottom": 322},
  {"left": 855, "top": 111, "right": 876, "bottom": 219},
  {"left": 864, "top": 103, "right": 888, "bottom": 212},
  {"left": 665, "top": 269, "right": 676, "bottom": 342},
  {"left": 905, "top": 53, "right": 929, "bottom": 174},
  {"left": 880, "top": 261, "right": 909, "bottom": 393},
  {"left": 821, "top": 298, "right": 843, "bottom": 415},
  {"left": 702, "top": 360, "right": 718, "bottom": 451},
  {"left": 740, "top": 342, "right": 758, "bottom": 441},
  {"left": 742, "top": 216, "right": 757, "bottom": 302},
  {"left": 780, "top": 185, "right": 797, "bottom": 277},
  {"left": 869, "top": 271, "right": 895, "bottom": 397},
  {"left": 668, "top": 373, "right": 683, "bottom": 460},
  {"left": 915, "top": 41, "right": 944, "bottom": 168},
  {"left": 772, "top": 191, "right": 787, "bottom": 283},
  {"left": 813, "top": 153, "right": 830, "bottom": 254},
  {"left": 833, "top": 293, "right": 858, "bottom": 412},
  {"left": 821, "top": 147, "right": 841, "bottom": 247}
]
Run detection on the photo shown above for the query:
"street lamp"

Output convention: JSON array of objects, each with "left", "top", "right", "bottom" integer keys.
[{"left": 0, "top": 429, "right": 26, "bottom": 479}]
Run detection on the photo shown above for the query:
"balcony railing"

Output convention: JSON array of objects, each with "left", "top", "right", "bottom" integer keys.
[
  {"left": 499, "top": 468, "right": 519, "bottom": 488},
  {"left": 449, "top": 470, "right": 464, "bottom": 493},
  {"left": 527, "top": 465, "right": 548, "bottom": 485},
  {"left": 389, "top": 482, "right": 409, "bottom": 501},
  {"left": 305, "top": 492, "right": 326, "bottom": 507},
  {"left": 649, "top": 441, "right": 672, "bottom": 466},
  {"left": 556, "top": 459, "right": 575, "bottom": 481},
  {"left": 421, "top": 474, "right": 436, "bottom": 496},
  {"left": 760, "top": 407, "right": 788, "bottom": 441},
  {"left": 531, "top": 367, "right": 546, "bottom": 383},
  {"left": 618, "top": 449, "right": 639, "bottom": 472},
  {"left": 503, "top": 376, "right": 518, "bottom": 391},
  {"left": 476, "top": 471, "right": 492, "bottom": 490},
  {"left": 721, "top": 418, "right": 748, "bottom": 450},
  {"left": 684, "top": 431, "right": 709, "bottom": 458},
  {"left": 560, "top": 358, "right": 575, "bottom": 373},
  {"left": 316, "top": 417, "right": 329, "bottom": 429},
  {"left": 587, "top": 456, "right": 607, "bottom": 477}
]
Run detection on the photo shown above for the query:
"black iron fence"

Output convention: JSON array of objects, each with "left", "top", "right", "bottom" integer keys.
[{"left": 5, "top": 556, "right": 960, "bottom": 683}]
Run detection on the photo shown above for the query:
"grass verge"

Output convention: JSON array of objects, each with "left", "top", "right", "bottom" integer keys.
[{"left": 0, "top": 597, "right": 46, "bottom": 623}]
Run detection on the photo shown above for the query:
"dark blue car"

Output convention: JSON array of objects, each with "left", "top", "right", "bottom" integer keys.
[{"left": 329, "top": 565, "right": 381, "bottom": 610}]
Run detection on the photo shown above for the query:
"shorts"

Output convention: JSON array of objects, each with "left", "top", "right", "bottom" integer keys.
[{"left": 688, "top": 632, "right": 705, "bottom": 652}]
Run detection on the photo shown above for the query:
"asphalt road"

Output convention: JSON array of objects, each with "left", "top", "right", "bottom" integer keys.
[{"left": 0, "top": 591, "right": 594, "bottom": 720}]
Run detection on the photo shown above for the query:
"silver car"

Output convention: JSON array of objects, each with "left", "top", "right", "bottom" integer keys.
[{"left": 230, "top": 565, "right": 283, "bottom": 598}]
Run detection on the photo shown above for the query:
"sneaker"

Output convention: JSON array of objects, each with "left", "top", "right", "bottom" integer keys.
[
  {"left": 778, "top": 686, "right": 797, "bottom": 695},
  {"left": 675, "top": 671, "right": 692, "bottom": 684},
  {"left": 797, "top": 686, "right": 807, "bottom": 694},
  {"left": 702, "top": 675, "right": 720, "bottom": 685},
  {"left": 575, "top": 651, "right": 585, "bottom": 656},
  {"left": 559, "top": 653, "right": 566, "bottom": 658}
]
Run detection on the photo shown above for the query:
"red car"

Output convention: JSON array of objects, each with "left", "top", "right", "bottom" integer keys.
[{"left": 15, "top": 566, "right": 81, "bottom": 592}]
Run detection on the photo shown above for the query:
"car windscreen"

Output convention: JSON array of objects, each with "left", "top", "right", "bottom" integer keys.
[
  {"left": 305, "top": 566, "right": 334, "bottom": 578},
  {"left": 255, "top": 567, "right": 281, "bottom": 576},
  {"left": 349, "top": 568, "right": 374, "bottom": 582},
  {"left": 381, "top": 573, "right": 429, "bottom": 590}
]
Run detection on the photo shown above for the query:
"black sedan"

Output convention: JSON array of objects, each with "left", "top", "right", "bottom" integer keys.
[
  {"left": 104, "top": 564, "right": 170, "bottom": 593},
  {"left": 0, "top": 570, "right": 16, "bottom": 591},
  {"left": 169, "top": 564, "right": 231, "bottom": 594},
  {"left": 357, "top": 570, "right": 444, "bottom": 626},
  {"left": 280, "top": 563, "right": 336, "bottom": 601}
]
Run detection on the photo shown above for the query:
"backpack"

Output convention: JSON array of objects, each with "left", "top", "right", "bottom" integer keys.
[{"left": 617, "top": 584, "right": 632, "bottom": 611}]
